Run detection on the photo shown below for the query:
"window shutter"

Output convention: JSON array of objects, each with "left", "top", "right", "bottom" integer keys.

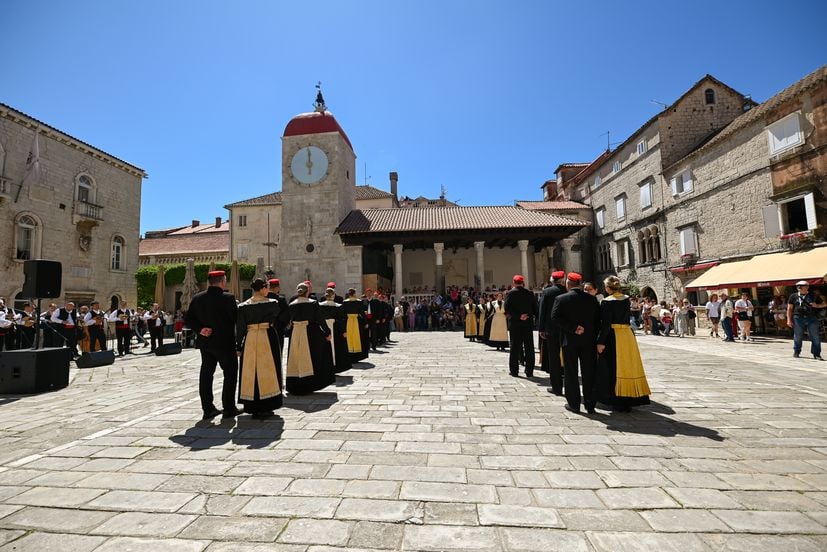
[
  {"left": 680, "top": 229, "right": 697, "bottom": 255},
  {"left": 670, "top": 177, "right": 678, "bottom": 196},
  {"left": 804, "top": 193, "right": 817, "bottom": 229},
  {"left": 762, "top": 204, "right": 781, "bottom": 238},
  {"left": 683, "top": 171, "right": 693, "bottom": 193}
]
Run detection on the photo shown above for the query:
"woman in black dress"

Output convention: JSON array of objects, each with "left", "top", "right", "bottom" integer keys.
[
  {"left": 319, "top": 288, "right": 352, "bottom": 374},
  {"left": 286, "top": 282, "right": 335, "bottom": 395},
  {"left": 596, "top": 276, "right": 651, "bottom": 412},
  {"left": 341, "top": 288, "right": 370, "bottom": 362},
  {"left": 236, "top": 278, "right": 284, "bottom": 418}
]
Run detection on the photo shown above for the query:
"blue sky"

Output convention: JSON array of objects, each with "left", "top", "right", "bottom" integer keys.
[{"left": 5, "top": 1, "right": 826, "bottom": 234}]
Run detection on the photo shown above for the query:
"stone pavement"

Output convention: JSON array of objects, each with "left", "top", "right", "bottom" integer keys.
[{"left": 0, "top": 330, "right": 826, "bottom": 551}]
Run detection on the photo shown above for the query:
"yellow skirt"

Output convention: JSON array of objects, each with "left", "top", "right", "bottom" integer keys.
[
  {"left": 346, "top": 314, "right": 362, "bottom": 353},
  {"left": 286, "top": 321, "right": 314, "bottom": 378},
  {"left": 612, "top": 324, "right": 651, "bottom": 398},
  {"left": 465, "top": 311, "right": 478, "bottom": 336},
  {"left": 478, "top": 313, "right": 487, "bottom": 337},
  {"left": 240, "top": 323, "right": 281, "bottom": 401}
]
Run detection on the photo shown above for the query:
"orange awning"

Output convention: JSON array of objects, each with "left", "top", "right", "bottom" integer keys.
[{"left": 685, "top": 246, "right": 827, "bottom": 290}]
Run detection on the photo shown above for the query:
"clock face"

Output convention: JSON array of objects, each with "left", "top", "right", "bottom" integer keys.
[{"left": 290, "top": 146, "right": 329, "bottom": 184}]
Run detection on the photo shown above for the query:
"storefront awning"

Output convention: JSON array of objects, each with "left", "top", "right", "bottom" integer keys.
[{"left": 685, "top": 246, "right": 827, "bottom": 290}]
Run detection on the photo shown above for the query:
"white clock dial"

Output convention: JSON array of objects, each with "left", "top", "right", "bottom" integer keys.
[{"left": 290, "top": 146, "right": 328, "bottom": 184}]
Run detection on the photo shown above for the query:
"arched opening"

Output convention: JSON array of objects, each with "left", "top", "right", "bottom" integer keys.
[
  {"left": 640, "top": 286, "right": 658, "bottom": 303},
  {"left": 704, "top": 88, "right": 716, "bottom": 105}
]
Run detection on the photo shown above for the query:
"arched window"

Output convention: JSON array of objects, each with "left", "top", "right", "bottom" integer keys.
[
  {"left": 16, "top": 214, "right": 38, "bottom": 260},
  {"left": 637, "top": 231, "right": 648, "bottom": 264},
  {"left": 704, "top": 88, "right": 716, "bottom": 105},
  {"left": 111, "top": 236, "right": 125, "bottom": 271},
  {"left": 77, "top": 174, "right": 94, "bottom": 203}
]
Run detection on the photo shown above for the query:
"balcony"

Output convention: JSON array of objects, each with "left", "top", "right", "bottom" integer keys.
[
  {"left": 0, "top": 177, "right": 12, "bottom": 200},
  {"left": 73, "top": 200, "right": 104, "bottom": 222},
  {"left": 680, "top": 252, "right": 697, "bottom": 265}
]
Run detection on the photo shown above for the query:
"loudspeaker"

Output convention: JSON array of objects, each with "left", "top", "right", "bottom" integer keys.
[
  {"left": 76, "top": 350, "right": 116, "bottom": 368},
  {"left": 0, "top": 348, "right": 70, "bottom": 394},
  {"left": 155, "top": 343, "right": 182, "bottom": 356},
  {"left": 22, "top": 260, "right": 62, "bottom": 298}
]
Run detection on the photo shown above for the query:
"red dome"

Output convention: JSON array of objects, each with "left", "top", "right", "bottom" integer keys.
[{"left": 283, "top": 111, "right": 353, "bottom": 151}]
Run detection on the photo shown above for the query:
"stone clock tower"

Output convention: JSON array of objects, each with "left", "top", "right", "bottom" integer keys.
[{"left": 277, "top": 90, "right": 362, "bottom": 290}]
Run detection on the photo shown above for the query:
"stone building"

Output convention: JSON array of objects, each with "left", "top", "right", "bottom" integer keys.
[
  {"left": 224, "top": 91, "right": 588, "bottom": 294},
  {"left": 0, "top": 103, "right": 145, "bottom": 310},
  {"left": 138, "top": 217, "right": 229, "bottom": 266},
  {"left": 555, "top": 75, "right": 756, "bottom": 301},
  {"left": 672, "top": 65, "right": 827, "bottom": 304}
]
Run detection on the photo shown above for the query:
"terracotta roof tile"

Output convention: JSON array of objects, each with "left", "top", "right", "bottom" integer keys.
[
  {"left": 516, "top": 200, "right": 590, "bottom": 211},
  {"left": 336, "top": 206, "right": 589, "bottom": 235},
  {"left": 354, "top": 185, "right": 394, "bottom": 200},
  {"left": 139, "top": 233, "right": 229, "bottom": 256},
  {"left": 225, "top": 192, "right": 283, "bottom": 208},
  {"left": 167, "top": 221, "right": 229, "bottom": 235}
]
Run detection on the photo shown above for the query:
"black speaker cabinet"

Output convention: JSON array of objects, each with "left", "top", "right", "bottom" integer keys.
[
  {"left": 22, "top": 260, "right": 62, "bottom": 298},
  {"left": 0, "top": 348, "right": 71, "bottom": 394},
  {"left": 76, "top": 350, "right": 116, "bottom": 368},
  {"left": 155, "top": 343, "right": 182, "bottom": 356}
]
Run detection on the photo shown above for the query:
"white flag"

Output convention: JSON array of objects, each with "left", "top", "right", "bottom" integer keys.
[{"left": 23, "top": 132, "right": 42, "bottom": 185}]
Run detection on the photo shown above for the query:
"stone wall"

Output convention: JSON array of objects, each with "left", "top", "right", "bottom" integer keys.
[{"left": 0, "top": 112, "right": 143, "bottom": 307}]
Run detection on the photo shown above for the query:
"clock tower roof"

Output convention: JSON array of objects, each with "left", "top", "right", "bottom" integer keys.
[{"left": 283, "top": 111, "right": 354, "bottom": 152}]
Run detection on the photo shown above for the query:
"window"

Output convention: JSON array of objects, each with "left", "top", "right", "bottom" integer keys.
[
  {"left": 77, "top": 175, "right": 93, "bottom": 203},
  {"left": 704, "top": 88, "right": 716, "bottom": 105},
  {"left": 612, "top": 161, "right": 621, "bottom": 174},
  {"left": 238, "top": 215, "right": 247, "bottom": 227},
  {"left": 597, "top": 243, "right": 613, "bottom": 272},
  {"left": 576, "top": 184, "right": 587, "bottom": 200},
  {"left": 111, "top": 236, "right": 125, "bottom": 271},
  {"left": 236, "top": 243, "right": 249, "bottom": 259},
  {"left": 679, "top": 227, "right": 697, "bottom": 256},
  {"left": 767, "top": 112, "right": 803, "bottom": 155},
  {"left": 638, "top": 225, "right": 661, "bottom": 264},
  {"left": 16, "top": 215, "right": 37, "bottom": 260},
  {"left": 777, "top": 193, "right": 818, "bottom": 235},
  {"left": 639, "top": 181, "right": 653, "bottom": 209},
  {"left": 595, "top": 208, "right": 605, "bottom": 229},
  {"left": 615, "top": 196, "right": 626, "bottom": 220},
  {"left": 637, "top": 140, "right": 647, "bottom": 156},
  {"left": 592, "top": 174, "right": 602, "bottom": 190},
  {"left": 616, "top": 240, "right": 629, "bottom": 267},
  {"left": 670, "top": 169, "right": 693, "bottom": 196}
]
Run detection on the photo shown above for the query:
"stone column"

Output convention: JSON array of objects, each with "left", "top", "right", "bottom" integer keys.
[
  {"left": 518, "top": 240, "right": 529, "bottom": 285},
  {"left": 474, "top": 241, "right": 485, "bottom": 290},
  {"left": 393, "top": 243, "right": 404, "bottom": 297},
  {"left": 434, "top": 242, "right": 445, "bottom": 295}
]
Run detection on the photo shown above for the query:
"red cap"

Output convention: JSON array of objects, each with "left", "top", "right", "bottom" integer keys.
[
  {"left": 513, "top": 274, "right": 524, "bottom": 284},
  {"left": 207, "top": 270, "right": 225, "bottom": 278},
  {"left": 551, "top": 270, "right": 565, "bottom": 279},
  {"left": 327, "top": 282, "right": 336, "bottom": 288},
  {"left": 268, "top": 278, "right": 280, "bottom": 286},
  {"left": 304, "top": 280, "right": 312, "bottom": 286},
  {"left": 365, "top": 288, "right": 373, "bottom": 293},
  {"left": 567, "top": 272, "right": 582, "bottom": 283}
]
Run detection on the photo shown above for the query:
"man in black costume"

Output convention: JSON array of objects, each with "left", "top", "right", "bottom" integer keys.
[{"left": 539, "top": 270, "right": 567, "bottom": 395}]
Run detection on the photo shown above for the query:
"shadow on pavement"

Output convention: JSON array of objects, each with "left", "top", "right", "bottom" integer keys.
[
  {"left": 169, "top": 415, "right": 285, "bottom": 450},
  {"left": 600, "top": 408, "right": 724, "bottom": 441},
  {"left": 284, "top": 391, "right": 338, "bottom": 413}
]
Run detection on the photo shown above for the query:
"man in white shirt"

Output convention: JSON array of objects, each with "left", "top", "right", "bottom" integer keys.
[
  {"left": 84, "top": 301, "right": 108, "bottom": 352},
  {"left": 720, "top": 293, "right": 735, "bottom": 342},
  {"left": 52, "top": 302, "right": 80, "bottom": 358},
  {"left": 109, "top": 301, "right": 132, "bottom": 356},
  {"left": 143, "top": 303, "right": 165, "bottom": 352}
]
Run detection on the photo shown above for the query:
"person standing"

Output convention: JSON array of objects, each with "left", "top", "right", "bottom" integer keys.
[
  {"left": 285, "top": 282, "right": 334, "bottom": 394},
  {"left": 16, "top": 303, "right": 37, "bottom": 349},
  {"left": 504, "top": 274, "right": 538, "bottom": 377},
  {"left": 342, "top": 288, "right": 370, "bottom": 362},
  {"left": 539, "top": 270, "right": 567, "bottom": 395},
  {"left": 675, "top": 299, "right": 690, "bottom": 338},
  {"left": 364, "top": 289, "right": 381, "bottom": 351},
  {"left": 787, "top": 281, "right": 826, "bottom": 360},
  {"left": 185, "top": 270, "right": 241, "bottom": 420},
  {"left": 40, "top": 303, "right": 58, "bottom": 348},
  {"left": 236, "top": 278, "right": 283, "bottom": 418},
  {"left": 319, "top": 288, "right": 352, "bottom": 374},
  {"left": 595, "top": 276, "right": 651, "bottom": 412},
  {"left": 266, "top": 278, "right": 290, "bottom": 356},
  {"left": 0, "top": 300, "right": 15, "bottom": 351},
  {"left": 487, "top": 292, "right": 509, "bottom": 351},
  {"left": 705, "top": 294, "right": 721, "bottom": 337},
  {"left": 109, "top": 301, "right": 132, "bottom": 356},
  {"left": 84, "top": 301, "right": 107, "bottom": 352},
  {"left": 144, "top": 303, "right": 166, "bottom": 352},
  {"left": 326, "top": 281, "right": 344, "bottom": 304},
  {"left": 720, "top": 293, "right": 735, "bottom": 342},
  {"left": 551, "top": 272, "right": 600, "bottom": 414},
  {"left": 464, "top": 297, "right": 479, "bottom": 341},
  {"left": 734, "top": 292, "right": 754, "bottom": 342},
  {"left": 52, "top": 302, "right": 80, "bottom": 359}
]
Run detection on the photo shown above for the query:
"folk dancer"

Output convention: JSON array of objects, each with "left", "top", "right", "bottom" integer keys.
[
  {"left": 185, "top": 270, "right": 241, "bottom": 420},
  {"left": 77, "top": 305, "right": 91, "bottom": 353},
  {"left": 550, "top": 272, "right": 601, "bottom": 414},
  {"left": 477, "top": 294, "right": 488, "bottom": 343},
  {"left": 0, "top": 299, "right": 15, "bottom": 351},
  {"left": 327, "top": 281, "right": 344, "bottom": 304},
  {"left": 236, "top": 278, "right": 284, "bottom": 418},
  {"left": 539, "top": 270, "right": 567, "bottom": 395},
  {"left": 595, "top": 276, "right": 651, "bottom": 412},
  {"left": 341, "top": 288, "right": 370, "bottom": 362},
  {"left": 364, "top": 289, "right": 381, "bottom": 351},
  {"left": 285, "top": 282, "right": 334, "bottom": 395},
  {"left": 266, "top": 278, "right": 290, "bottom": 355},
  {"left": 16, "top": 303, "right": 37, "bottom": 349},
  {"left": 487, "top": 292, "right": 509, "bottom": 351},
  {"left": 52, "top": 302, "right": 80, "bottom": 358},
  {"left": 84, "top": 301, "right": 107, "bottom": 352},
  {"left": 109, "top": 301, "right": 132, "bottom": 356},
  {"left": 40, "top": 303, "right": 58, "bottom": 348},
  {"left": 319, "top": 287, "right": 352, "bottom": 373},
  {"left": 504, "top": 275, "right": 538, "bottom": 377},
  {"left": 464, "top": 297, "right": 478, "bottom": 341},
  {"left": 144, "top": 303, "right": 166, "bottom": 352}
]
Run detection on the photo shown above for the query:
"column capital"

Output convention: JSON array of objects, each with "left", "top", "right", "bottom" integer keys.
[
  {"left": 393, "top": 243, "right": 404, "bottom": 255},
  {"left": 474, "top": 241, "right": 485, "bottom": 251},
  {"left": 433, "top": 242, "right": 444, "bottom": 253},
  {"left": 517, "top": 239, "right": 529, "bottom": 252}
]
